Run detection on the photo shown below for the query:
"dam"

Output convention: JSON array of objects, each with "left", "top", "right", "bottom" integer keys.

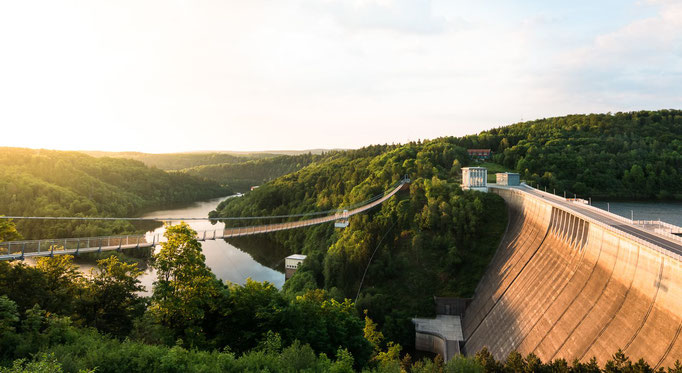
[{"left": 462, "top": 183, "right": 682, "bottom": 367}]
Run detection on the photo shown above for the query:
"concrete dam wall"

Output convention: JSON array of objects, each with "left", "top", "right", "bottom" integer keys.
[{"left": 462, "top": 187, "right": 682, "bottom": 367}]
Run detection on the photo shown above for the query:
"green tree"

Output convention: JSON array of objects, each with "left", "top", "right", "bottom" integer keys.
[
  {"left": 0, "top": 295, "right": 19, "bottom": 335},
  {"left": 79, "top": 256, "right": 145, "bottom": 337},
  {"left": 34, "top": 255, "right": 83, "bottom": 315},
  {"left": 149, "top": 223, "right": 219, "bottom": 344}
]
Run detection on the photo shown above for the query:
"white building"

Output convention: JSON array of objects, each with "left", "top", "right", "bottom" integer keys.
[
  {"left": 285, "top": 254, "right": 307, "bottom": 280},
  {"left": 461, "top": 167, "right": 488, "bottom": 192}
]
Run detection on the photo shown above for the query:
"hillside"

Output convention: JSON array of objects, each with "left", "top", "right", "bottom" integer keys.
[
  {"left": 209, "top": 109, "right": 682, "bottom": 347},
  {"left": 82, "top": 149, "right": 344, "bottom": 171},
  {"left": 81, "top": 151, "right": 270, "bottom": 170},
  {"left": 212, "top": 142, "right": 508, "bottom": 347},
  {"left": 0, "top": 148, "right": 230, "bottom": 239},
  {"left": 471, "top": 110, "right": 682, "bottom": 199},
  {"left": 182, "top": 153, "right": 326, "bottom": 191}
]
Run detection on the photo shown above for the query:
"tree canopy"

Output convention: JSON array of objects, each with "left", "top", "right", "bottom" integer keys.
[{"left": 0, "top": 148, "right": 230, "bottom": 239}]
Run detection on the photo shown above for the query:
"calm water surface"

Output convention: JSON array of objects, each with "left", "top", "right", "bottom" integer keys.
[
  {"left": 592, "top": 201, "right": 682, "bottom": 226},
  {"left": 79, "top": 196, "right": 287, "bottom": 295}
]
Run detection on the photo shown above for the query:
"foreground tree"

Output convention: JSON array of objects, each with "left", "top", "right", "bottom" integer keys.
[
  {"left": 149, "top": 223, "right": 219, "bottom": 345},
  {"left": 34, "top": 255, "right": 83, "bottom": 316},
  {"left": 79, "top": 256, "right": 145, "bottom": 337}
]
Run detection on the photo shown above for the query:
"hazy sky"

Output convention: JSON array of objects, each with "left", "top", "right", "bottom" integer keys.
[{"left": 1, "top": 0, "right": 680, "bottom": 153}]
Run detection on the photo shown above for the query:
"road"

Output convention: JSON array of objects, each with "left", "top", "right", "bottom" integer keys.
[{"left": 518, "top": 185, "right": 682, "bottom": 257}]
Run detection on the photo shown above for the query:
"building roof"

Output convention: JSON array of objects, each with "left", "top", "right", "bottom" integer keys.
[
  {"left": 467, "top": 148, "right": 491, "bottom": 153},
  {"left": 462, "top": 167, "right": 487, "bottom": 170},
  {"left": 286, "top": 254, "right": 307, "bottom": 260}
]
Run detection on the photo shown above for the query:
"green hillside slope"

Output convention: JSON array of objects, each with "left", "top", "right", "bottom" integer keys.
[
  {"left": 0, "top": 148, "right": 230, "bottom": 239},
  {"left": 81, "top": 151, "right": 270, "bottom": 170},
  {"left": 212, "top": 142, "right": 507, "bottom": 347},
  {"left": 474, "top": 110, "right": 682, "bottom": 199},
  {"left": 183, "top": 153, "right": 325, "bottom": 191}
]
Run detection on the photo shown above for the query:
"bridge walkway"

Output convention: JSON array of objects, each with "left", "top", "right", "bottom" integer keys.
[{"left": 0, "top": 180, "right": 408, "bottom": 260}]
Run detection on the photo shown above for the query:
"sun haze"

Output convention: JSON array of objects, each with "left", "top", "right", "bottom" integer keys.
[{"left": 0, "top": 0, "right": 680, "bottom": 152}]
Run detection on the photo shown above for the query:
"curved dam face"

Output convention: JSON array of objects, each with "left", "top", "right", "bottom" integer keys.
[{"left": 462, "top": 187, "right": 682, "bottom": 367}]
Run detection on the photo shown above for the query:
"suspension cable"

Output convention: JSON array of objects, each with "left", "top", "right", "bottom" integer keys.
[
  {"left": 355, "top": 219, "right": 397, "bottom": 304},
  {"left": 0, "top": 179, "right": 406, "bottom": 222}
]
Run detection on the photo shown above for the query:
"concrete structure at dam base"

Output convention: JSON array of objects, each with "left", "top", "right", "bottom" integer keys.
[
  {"left": 460, "top": 183, "right": 682, "bottom": 368},
  {"left": 413, "top": 315, "right": 463, "bottom": 361}
]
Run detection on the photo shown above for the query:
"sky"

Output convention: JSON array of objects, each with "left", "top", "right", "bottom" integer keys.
[{"left": 0, "top": 0, "right": 680, "bottom": 153}]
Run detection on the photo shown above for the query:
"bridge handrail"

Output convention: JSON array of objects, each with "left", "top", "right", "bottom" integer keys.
[
  {"left": 0, "top": 233, "right": 150, "bottom": 247},
  {"left": 1, "top": 179, "right": 409, "bottom": 260},
  {"left": 519, "top": 184, "right": 682, "bottom": 247},
  {"left": 498, "top": 184, "right": 682, "bottom": 263}
]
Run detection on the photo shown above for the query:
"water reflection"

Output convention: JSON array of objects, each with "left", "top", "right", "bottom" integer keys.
[{"left": 134, "top": 196, "right": 285, "bottom": 295}]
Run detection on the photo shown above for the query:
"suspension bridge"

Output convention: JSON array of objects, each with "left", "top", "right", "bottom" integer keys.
[{"left": 0, "top": 177, "right": 410, "bottom": 260}]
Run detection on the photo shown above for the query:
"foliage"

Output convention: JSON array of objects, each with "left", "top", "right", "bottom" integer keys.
[
  {"left": 183, "top": 153, "right": 325, "bottom": 191},
  {"left": 77, "top": 256, "right": 146, "bottom": 337},
  {"left": 0, "top": 147, "right": 229, "bottom": 239},
  {"left": 465, "top": 110, "right": 682, "bottom": 199},
  {"left": 213, "top": 141, "right": 508, "bottom": 348},
  {"left": 82, "top": 151, "right": 270, "bottom": 170},
  {"left": 150, "top": 223, "right": 219, "bottom": 345},
  {"left": 1, "top": 233, "right": 681, "bottom": 372},
  {"left": 0, "top": 219, "right": 22, "bottom": 243}
]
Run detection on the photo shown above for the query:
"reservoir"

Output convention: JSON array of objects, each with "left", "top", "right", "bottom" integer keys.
[
  {"left": 592, "top": 201, "right": 682, "bottom": 226},
  {"left": 81, "top": 196, "right": 287, "bottom": 295}
]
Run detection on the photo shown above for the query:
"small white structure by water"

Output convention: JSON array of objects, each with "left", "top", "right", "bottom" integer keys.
[{"left": 285, "top": 254, "right": 306, "bottom": 280}]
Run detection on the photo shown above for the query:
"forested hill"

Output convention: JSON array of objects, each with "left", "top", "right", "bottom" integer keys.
[
  {"left": 81, "top": 151, "right": 269, "bottom": 170},
  {"left": 209, "top": 109, "right": 682, "bottom": 346},
  {"left": 212, "top": 142, "right": 508, "bottom": 347},
  {"left": 0, "top": 148, "right": 229, "bottom": 239},
  {"left": 473, "top": 110, "right": 682, "bottom": 199},
  {"left": 182, "top": 153, "right": 325, "bottom": 192}
]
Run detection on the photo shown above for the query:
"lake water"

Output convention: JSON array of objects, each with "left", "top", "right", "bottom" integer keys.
[
  {"left": 591, "top": 201, "right": 682, "bottom": 226},
  {"left": 107, "top": 196, "right": 286, "bottom": 295}
]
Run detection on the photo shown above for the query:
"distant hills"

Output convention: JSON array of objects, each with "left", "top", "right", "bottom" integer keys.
[
  {"left": 0, "top": 147, "right": 229, "bottom": 239},
  {"left": 81, "top": 149, "right": 345, "bottom": 170},
  {"left": 80, "top": 149, "right": 345, "bottom": 192}
]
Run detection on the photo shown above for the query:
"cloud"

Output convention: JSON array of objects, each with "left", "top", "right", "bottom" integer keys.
[{"left": 550, "top": 0, "right": 682, "bottom": 108}]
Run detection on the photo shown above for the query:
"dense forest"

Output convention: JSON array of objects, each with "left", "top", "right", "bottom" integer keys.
[
  {"left": 2, "top": 110, "right": 682, "bottom": 371},
  {"left": 85, "top": 151, "right": 332, "bottom": 192},
  {"left": 210, "top": 109, "right": 682, "bottom": 352},
  {"left": 459, "top": 110, "right": 682, "bottom": 199},
  {"left": 1, "top": 222, "right": 678, "bottom": 373},
  {"left": 212, "top": 141, "right": 508, "bottom": 348},
  {"left": 82, "top": 151, "right": 273, "bottom": 170},
  {"left": 183, "top": 153, "right": 326, "bottom": 191},
  {"left": 0, "top": 148, "right": 229, "bottom": 239}
]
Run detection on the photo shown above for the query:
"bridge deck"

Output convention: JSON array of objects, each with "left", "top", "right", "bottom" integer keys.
[{"left": 0, "top": 181, "right": 406, "bottom": 260}]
